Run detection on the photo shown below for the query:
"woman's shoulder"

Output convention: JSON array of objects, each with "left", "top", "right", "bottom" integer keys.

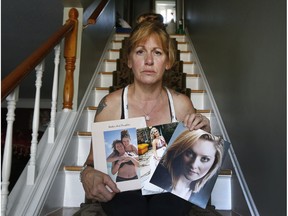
[
  {"left": 166, "top": 88, "right": 194, "bottom": 119},
  {"left": 152, "top": 137, "right": 160, "bottom": 142},
  {"left": 106, "top": 88, "right": 123, "bottom": 101},
  {"left": 95, "top": 88, "right": 124, "bottom": 121},
  {"left": 166, "top": 88, "right": 191, "bottom": 102}
]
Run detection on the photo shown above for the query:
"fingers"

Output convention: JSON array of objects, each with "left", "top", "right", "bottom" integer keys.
[
  {"left": 82, "top": 168, "right": 120, "bottom": 202},
  {"left": 183, "top": 113, "right": 211, "bottom": 132},
  {"left": 103, "top": 175, "right": 120, "bottom": 193}
]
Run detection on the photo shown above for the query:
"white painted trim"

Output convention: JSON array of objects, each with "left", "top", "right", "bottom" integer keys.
[
  {"left": 7, "top": 111, "right": 78, "bottom": 215},
  {"left": 185, "top": 29, "right": 260, "bottom": 216},
  {"left": 1, "top": 98, "right": 52, "bottom": 109}
]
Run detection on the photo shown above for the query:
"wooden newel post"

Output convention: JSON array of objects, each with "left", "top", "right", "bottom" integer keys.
[{"left": 63, "top": 8, "right": 78, "bottom": 110}]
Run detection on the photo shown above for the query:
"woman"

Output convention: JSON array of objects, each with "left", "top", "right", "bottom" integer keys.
[
  {"left": 107, "top": 129, "right": 138, "bottom": 163},
  {"left": 110, "top": 140, "right": 139, "bottom": 182},
  {"left": 80, "top": 13, "right": 210, "bottom": 216},
  {"left": 150, "top": 127, "right": 167, "bottom": 160},
  {"left": 142, "top": 127, "right": 167, "bottom": 194},
  {"left": 120, "top": 129, "right": 138, "bottom": 155},
  {"left": 150, "top": 129, "right": 224, "bottom": 204}
]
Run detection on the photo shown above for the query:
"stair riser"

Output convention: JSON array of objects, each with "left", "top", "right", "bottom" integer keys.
[
  {"left": 94, "top": 73, "right": 113, "bottom": 87},
  {"left": 191, "top": 93, "right": 209, "bottom": 110},
  {"left": 180, "top": 52, "right": 192, "bottom": 62},
  {"left": 62, "top": 169, "right": 231, "bottom": 210},
  {"left": 170, "top": 35, "right": 186, "bottom": 42},
  {"left": 76, "top": 110, "right": 96, "bottom": 132},
  {"left": 105, "top": 61, "right": 117, "bottom": 72},
  {"left": 186, "top": 76, "right": 200, "bottom": 89},
  {"left": 76, "top": 136, "right": 92, "bottom": 165},
  {"left": 112, "top": 41, "right": 122, "bottom": 49},
  {"left": 114, "top": 34, "right": 129, "bottom": 41},
  {"left": 211, "top": 176, "right": 232, "bottom": 210},
  {"left": 63, "top": 171, "right": 85, "bottom": 207},
  {"left": 86, "top": 89, "right": 109, "bottom": 107},
  {"left": 109, "top": 51, "right": 120, "bottom": 60},
  {"left": 177, "top": 43, "right": 188, "bottom": 51}
]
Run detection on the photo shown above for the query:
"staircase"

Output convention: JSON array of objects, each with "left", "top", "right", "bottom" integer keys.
[{"left": 41, "top": 32, "right": 233, "bottom": 215}]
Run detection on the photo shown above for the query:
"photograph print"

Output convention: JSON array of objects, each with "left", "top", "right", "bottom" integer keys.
[
  {"left": 91, "top": 117, "right": 146, "bottom": 192},
  {"left": 137, "top": 122, "right": 178, "bottom": 195},
  {"left": 150, "top": 122, "right": 230, "bottom": 208}
]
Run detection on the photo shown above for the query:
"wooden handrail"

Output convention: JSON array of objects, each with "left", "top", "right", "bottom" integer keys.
[
  {"left": 84, "top": 0, "right": 109, "bottom": 27},
  {"left": 1, "top": 10, "right": 77, "bottom": 101},
  {"left": 62, "top": 8, "right": 79, "bottom": 109}
]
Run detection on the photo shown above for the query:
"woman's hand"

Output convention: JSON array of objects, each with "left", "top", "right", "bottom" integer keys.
[
  {"left": 81, "top": 166, "right": 120, "bottom": 202},
  {"left": 183, "top": 113, "right": 211, "bottom": 133}
]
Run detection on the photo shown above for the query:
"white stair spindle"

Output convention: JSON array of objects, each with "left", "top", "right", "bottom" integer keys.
[
  {"left": 27, "top": 61, "right": 45, "bottom": 185},
  {"left": 48, "top": 44, "right": 61, "bottom": 143},
  {"left": 1, "top": 88, "right": 19, "bottom": 216}
]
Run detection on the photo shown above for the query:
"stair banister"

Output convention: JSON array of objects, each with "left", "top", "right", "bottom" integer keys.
[
  {"left": 48, "top": 45, "right": 61, "bottom": 143},
  {"left": 1, "top": 7, "right": 80, "bottom": 216},
  {"left": 63, "top": 8, "right": 79, "bottom": 110},
  {"left": 26, "top": 61, "right": 45, "bottom": 185},
  {"left": 83, "top": 0, "right": 109, "bottom": 28},
  {"left": 1, "top": 12, "right": 76, "bottom": 102},
  {"left": 1, "top": 88, "right": 19, "bottom": 216}
]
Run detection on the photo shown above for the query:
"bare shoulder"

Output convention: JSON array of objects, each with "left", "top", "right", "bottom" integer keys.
[
  {"left": 169, "top": 88, "right": 193, "bottom": 107},
  {"left": 95, "top": 88, "right": 123, "bottom": 122},
  {"left": 168, "top": 88, "right": 196, "bottom": 120}
]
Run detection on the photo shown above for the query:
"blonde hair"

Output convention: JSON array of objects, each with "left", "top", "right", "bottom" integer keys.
[
  {"left": 150, "top": 127, "right": 159, "bottom": 140},
  {"left": 162, "top": 129, "right": 224, "bottom": 193}
]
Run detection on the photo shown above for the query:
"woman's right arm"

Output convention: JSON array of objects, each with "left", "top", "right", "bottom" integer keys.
[
  {"left": 111, "top": 160, "right": 121, "bottom": 175},
  {"left": 81, "top": 143, "right": 120, "bottom": 202},
  {"left": 107, "top": 152, "right": 120, "bottom": 163}
]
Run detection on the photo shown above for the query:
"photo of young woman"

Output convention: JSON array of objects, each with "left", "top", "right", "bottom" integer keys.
[{"left": 150, "top": 124, "right": 226, "bottom": 208}]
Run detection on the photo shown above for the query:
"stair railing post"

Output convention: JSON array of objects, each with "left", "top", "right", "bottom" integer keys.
[
  {"left": 1, "top": 87, "right": 19, "bottom": 216},
  {"left": 62, "top": 8, "right": 79, "bottom": 111},
  {"left": 48, "top": 44, "right": 61, "bottom": 143},
  {"left": 27, "top": 61, "right": 45, "bottom": 185}
]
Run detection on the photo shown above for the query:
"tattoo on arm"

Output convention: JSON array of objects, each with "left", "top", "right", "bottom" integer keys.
[{"left": 96, "top": 96, "right": 107, "bottom": 117}]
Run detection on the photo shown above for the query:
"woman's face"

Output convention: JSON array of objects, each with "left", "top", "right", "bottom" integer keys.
[
  {"left": 153, "top": 129, "right": 159, "bottom": 137},
  {"left": 122, "top": 137, "right": 130, "bottom": 147},
  {"left": 181, "top": 139, "right": 216, "bottom": 181},
  {"left": 115, "top": 142, "right": 125, "bottom": 154},
  {"left": 128, "top": 34, "right": 169, "bottom": 85}
]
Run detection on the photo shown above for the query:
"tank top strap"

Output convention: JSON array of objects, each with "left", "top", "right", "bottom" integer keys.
[
  {"left": 164, "top": 87, "right": 178, "bottom": 122},
  {"left": 122, "top": 85, "right": 129, "bottom": 119}
]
